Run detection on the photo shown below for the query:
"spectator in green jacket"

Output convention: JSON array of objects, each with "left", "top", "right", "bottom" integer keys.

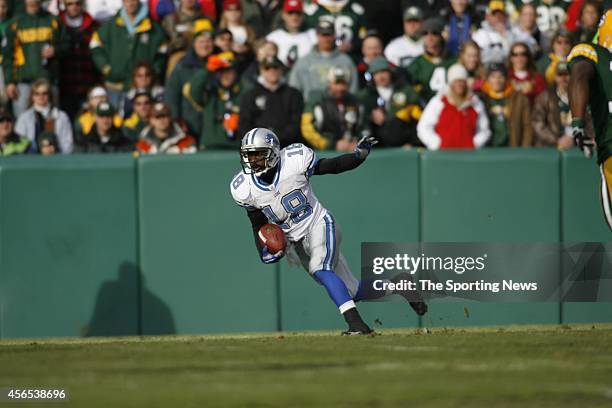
[
  {"left": 164, "top": 22, "right": 214, "bottom": 134},
  {"left": 3, "top": 0, "right": 65, "bottom": 117},
  {"left": 300, "top": 66, "right": 365, "bottom": 151},
  {"left": 405, "top": 18, "right": 456, "bottom": 105},
  {"left": 0, "top": 107, "right": 30, "bottom": 155},
  {"left": 89, "top": 0, "right": 168, "bottom": 109},
  {"left": 358, "top": 57, "right": 423, "bottom": 148},
  {"left": 240, "top": 0, "right": 282, "bottom": 39},
  {"left": 183, "top": 51, "right": 244, "bottom": 149},
  {"left": 0, "top": 0, "right": 11, "bottom": 107},
  {"left": 121, "top": 89, "right": 152, "bottom": 142}
]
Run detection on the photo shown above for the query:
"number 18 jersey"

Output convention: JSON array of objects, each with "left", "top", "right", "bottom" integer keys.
[{"left": 230, "top": 144, "right": 327, "bottom": 242}]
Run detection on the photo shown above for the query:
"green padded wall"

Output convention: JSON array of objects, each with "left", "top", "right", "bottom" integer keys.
[
  {"left": 137, "top": 153, "right": 277, "bottom": 334},
  {"left": 0, "top": 150, "right": 609, "bottom": 339},
  {"left": 280, "top": 150, "right": 421, "bottom": 332},
  {"left": 0, "top": 155, "right": 138, "bottom": 338},
  {"left": 420, "top": 149, "right": 561, "bottom": 327},
  {"left": 560, "top": 150, "right": 612, "bottom": 323}
]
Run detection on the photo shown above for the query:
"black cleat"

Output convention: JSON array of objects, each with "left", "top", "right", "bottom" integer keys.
[
  {"left": 341, "top": 322, "right": 374, "bottom": 336},
  {"left": 409, "top": 301, "right": 428, "bottom": 316},
  {"left": 342, "top": 308, "right": 373, "bottom": 335},
  {"left": 341, "top": 329, "right": 372, "bottom": 336}
]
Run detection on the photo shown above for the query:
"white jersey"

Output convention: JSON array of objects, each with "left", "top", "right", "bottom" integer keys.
[
  {"left": 266, "top": 29, "right": 317, "bottom": 68},
  {"left": 384, "top": 35, "right": 424, "bottom": 68},
  {"left": 230, "top": 143, "right": 327, "bottom": 242}
]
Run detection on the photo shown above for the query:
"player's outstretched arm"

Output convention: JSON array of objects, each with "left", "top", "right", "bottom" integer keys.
[
  {"left": 569, "top": 60, "right": 595, "bottom": 158},
  {"left": 313, "top": 135, "right": 378, "bottom": 175}
]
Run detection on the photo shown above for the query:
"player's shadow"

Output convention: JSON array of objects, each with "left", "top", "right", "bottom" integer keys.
[{"left": 84, "top": 261, "right": 176, "bottom": 336}]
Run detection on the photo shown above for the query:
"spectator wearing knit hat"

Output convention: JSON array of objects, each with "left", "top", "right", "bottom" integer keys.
[
  {"left": 161, "top": 0, "right": 211, "bottom": 56},
  {"left": 478, "top": 63, "right": 533, "bottom": 147},
  {"left": 417, "top": 63, "right": 490, "bottom": 149},
  {"left": 164, "top": 21, "right": 215, "bottom": 131},
  {"left": 266, "top": 0, "right": 316, "bottom": 69},
  {"left": 358, "top": 57, "right": 422, "bottom": 148}
]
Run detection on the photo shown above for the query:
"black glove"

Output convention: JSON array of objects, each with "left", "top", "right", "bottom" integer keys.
[{"left": 354, "top": 134, "right": 378, "bottom": 160}]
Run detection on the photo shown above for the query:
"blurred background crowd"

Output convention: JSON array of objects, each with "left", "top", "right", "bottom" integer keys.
[{"left": 0, "top": 0, "right": 608, "bottom": 155}]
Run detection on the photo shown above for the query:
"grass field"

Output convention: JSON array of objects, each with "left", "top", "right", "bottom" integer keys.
[{"left": 1, "top": 324, "right": 612, "bottom": 407}]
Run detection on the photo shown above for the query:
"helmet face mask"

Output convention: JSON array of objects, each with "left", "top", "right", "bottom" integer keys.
[
  {"left": 240, "top": 128, "right": 280, "bottom": 176},
  {"left": 240, "top": 148, "right": 272, "bottom": 174}
]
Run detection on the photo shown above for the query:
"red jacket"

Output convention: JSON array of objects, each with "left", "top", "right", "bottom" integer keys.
[{"left": 417, "top": 93, "right": 490, "bottom": 150}]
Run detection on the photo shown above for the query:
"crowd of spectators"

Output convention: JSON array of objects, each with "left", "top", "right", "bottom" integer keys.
[{"left": 0, "top": 0, "right": 608, "bottom": 156}]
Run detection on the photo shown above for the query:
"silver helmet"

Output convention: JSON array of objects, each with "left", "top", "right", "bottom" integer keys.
[{"left": 240, "top": 128, "right": 281, "bottom": 176}]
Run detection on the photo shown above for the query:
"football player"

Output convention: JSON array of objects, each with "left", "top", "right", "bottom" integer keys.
[
  {"left": 230, "top": 128, "right": 427, "bottom": 335},
  {"left": 568, "top": 9, "right": 612, "bottom": 230}
]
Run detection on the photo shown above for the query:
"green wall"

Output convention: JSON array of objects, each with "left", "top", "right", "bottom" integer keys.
[{"left": 0, "top": 149, "right": 609, "bottom": 338}]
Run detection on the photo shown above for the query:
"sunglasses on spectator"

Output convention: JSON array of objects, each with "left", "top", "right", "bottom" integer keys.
[
  {"left": 0, "top": 118, "right": 11, "bottom": 123},
  {"left": 423, "top": 31, "right": 441, "bottom": 36},
  {"left": 287, "top": 11, "right": 302, "bottom": 16},
  {"left": 511, "top": 51, "right": 529, "bottom": 57}
]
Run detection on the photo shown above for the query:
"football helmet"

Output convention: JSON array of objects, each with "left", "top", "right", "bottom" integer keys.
[{"left": 240, "top": 128, "right": 281, "bottom": 176}]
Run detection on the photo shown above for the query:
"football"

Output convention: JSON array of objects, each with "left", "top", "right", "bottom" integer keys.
[{"left": 258, "top": 223, "right": 286, "bottom": 253}]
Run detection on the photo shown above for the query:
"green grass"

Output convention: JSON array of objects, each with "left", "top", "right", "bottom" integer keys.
[{"left": 1, "top": 325, "right": 612, "bottom": 407}]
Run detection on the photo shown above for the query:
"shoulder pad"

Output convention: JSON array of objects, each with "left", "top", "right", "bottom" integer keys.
[
  {"left": 351, "top": 2, "right": 364, "bottom": 15},
  {"left": 229, "top": 172, "right": 254, "bottom": 209},
  {"left": 282, "top": 143, "right": 318, "bottom": 177},
  {"left": 568, "top": 43, "right": 598, "bottom": 64},
  {"left": 303, "top": 3, "right": 318, "bottom": 16}
]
